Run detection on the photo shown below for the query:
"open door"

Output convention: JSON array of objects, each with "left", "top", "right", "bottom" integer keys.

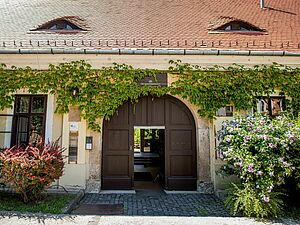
[
  {"left": 165, "top": 98, "right": 197, "bottom": 190},
  {"left": 102, "top": 102, "right": 134, "bottom": 189}
]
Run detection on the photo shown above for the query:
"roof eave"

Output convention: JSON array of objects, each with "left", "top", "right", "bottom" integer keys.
[{"left": 0, "top": 48, "right": 300, "bottom": 56}]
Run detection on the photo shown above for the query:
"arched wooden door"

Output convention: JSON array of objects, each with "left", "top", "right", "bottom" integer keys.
[
  {"left": 165, "top": 97, "right": 197, "bottom": 190},
  {"left": 102, "top": 95, "right": 197, "bottom": 190},
  {"left": 102, "top": 101, "right": 133, "bottom": 189}
]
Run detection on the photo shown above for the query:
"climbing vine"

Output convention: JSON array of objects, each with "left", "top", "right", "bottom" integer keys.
[
  {"left": 0, "top": 61, "right": 169, "bottom": 131},
  {"left": 0, "top": 60, "right": 299, "bottom": 131},
  {"left": 169, "top": 60, "right": 300, "bottom": 117}
]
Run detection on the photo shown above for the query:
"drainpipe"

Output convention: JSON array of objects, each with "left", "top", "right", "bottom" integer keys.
[{"left": 260, "top": 0, "right": 265, "bottom": 9}]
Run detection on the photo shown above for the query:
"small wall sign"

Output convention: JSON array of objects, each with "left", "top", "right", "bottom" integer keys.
[{"left": 69, "top": 122, "right": 79, "bottom": 133}]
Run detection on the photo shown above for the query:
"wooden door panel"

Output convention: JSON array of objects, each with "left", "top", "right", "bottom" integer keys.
[
  {"left": 102, "top": 177, "right": 132, "bottom": 190},
  {"left": 103, "top": 155, "right": 130, "bottom": 176},
  {"left": 106, "top": 130, "right": 129, "bottom": 151},
  {"left": 165, "top": 98, "right": 197, "bottom": 191},
  {"left": 149, "top": 97, "right": 165, "bottom": 125},
  {"left": 109, "top": 103, "right": 130, "bottom": 126},
  {"left": 102, "top": 127, "right": 133, "bottom": 189},
  {"left": 169, "top": 102, "right": 192, "bottom": 125},
  {"left": 166, "top": 128, "right": 196, "bottom": 190},
  {"left": 133, "top": 97, "right": 147, "bottom": 125},
  {"left": 166, "top": 177, "right": 197, "bottom": 191},
  {"left": 169, "top": 130, "right": 192, "bottom": 151},
  {"left": 102, "top": 102, "right": 133, "bottom": 190},
  {"left": 169, "top": 155, "right": 193, "bottom": 176}
]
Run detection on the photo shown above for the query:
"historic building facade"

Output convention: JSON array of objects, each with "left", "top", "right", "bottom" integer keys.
[{"left": 0, "top": 0, "right": 300, "bottom": 193}]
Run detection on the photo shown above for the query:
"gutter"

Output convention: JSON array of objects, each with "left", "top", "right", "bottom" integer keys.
[{"left": 0, "top": 48, "right": 300, "bottom": 56}]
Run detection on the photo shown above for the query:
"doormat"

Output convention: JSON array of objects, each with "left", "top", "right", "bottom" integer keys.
[
  {"left": 72, "top": 204, "right": 124, "bottom": 215},
  {"left": 134, "top": 172, "right": 153, "bottom": 181}
]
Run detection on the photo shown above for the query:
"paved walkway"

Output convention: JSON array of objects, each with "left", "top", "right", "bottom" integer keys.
[
  {"left": 1, "top": 190, "right": 299, "bottom": 225},
  {"left": 78, "top": 189, "right": 229, "bottom": 216}
]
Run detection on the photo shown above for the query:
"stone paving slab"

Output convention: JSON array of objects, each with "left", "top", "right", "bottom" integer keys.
[
  {"left": 0, "top": 215, "right": 298, "bottom": 225},
  {"left": 72, "top": 204, "right": 124, "bottom": 215},
  {"left": 79, "top": 190, "right": 229, "bottom": 217},
  {"left": 96, "top": 216, "right": 292, "bottom": 225}
]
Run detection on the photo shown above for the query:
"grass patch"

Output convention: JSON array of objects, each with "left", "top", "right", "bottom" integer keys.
[
  {"left": 0, "top": 192, "right": 74, "bottom": 214},
  {"left": 197, "top": 207, "right": 209, "bottom": 216}
]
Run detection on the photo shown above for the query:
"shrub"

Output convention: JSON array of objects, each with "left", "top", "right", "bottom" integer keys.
[
  {"left": 218, "top": 114, "right": 300, "bottom": 218},
  {"left": 0, "top": 142, "right": 64, "bottom": 202},
  {"left": 293, "top": 118, "right": 300, "bottom": 190},
  {"left": 226, "top": 183, "right": 284, "bottom": 218}
]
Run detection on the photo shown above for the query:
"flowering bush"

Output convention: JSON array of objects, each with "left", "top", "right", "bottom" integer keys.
[
  {"left": 0, "top": 142, "right": 64, "bottom": 202},
  {"left": 218, "top": 114, "right": 300, "bottom": 218},
  {"left": 226, "top": 184, "right": 284, "bottom": 218}
]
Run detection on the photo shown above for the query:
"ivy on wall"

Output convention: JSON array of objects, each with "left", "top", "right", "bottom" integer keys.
[
  {"left": 0, "top": 60, "right": 299, "bottom": 131},
  {"left": 0, "top": 62, "right": 169, "bottom": 131},
  {"left": 169, "top": 60, "right": 300, "bottom": 118}
]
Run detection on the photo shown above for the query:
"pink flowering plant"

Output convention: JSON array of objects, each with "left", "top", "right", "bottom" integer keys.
[
  {"left": 218, "top": 113, "right": 300, "bottom": 218},
  {"left": 0, "top": 142, "right": 64, "bottom": 203}
]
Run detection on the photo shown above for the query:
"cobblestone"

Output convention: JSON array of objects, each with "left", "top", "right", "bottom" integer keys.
[{"left": 79, "top": 190, "right": 230, "bottom": 216}]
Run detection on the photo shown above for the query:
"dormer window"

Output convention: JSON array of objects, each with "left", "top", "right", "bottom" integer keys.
[
  {"left": 219, "top": 21, "right": 264, "bottom": 32},
  {"left": 209, "top": 18, "right": 266, "bottom": 34},
  {"left": 47, "top": 21, "right": 80, "bottom": 30},
  {"left": 224, "top": 22, "right": 252, "bottom": 31},
  {"left": 30, "top": 16, "right": 88, "bottom": 33}
]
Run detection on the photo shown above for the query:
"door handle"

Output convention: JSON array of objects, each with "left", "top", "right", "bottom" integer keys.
[{"left": 129, "top": 145, "right": 133, "bottom": 151}]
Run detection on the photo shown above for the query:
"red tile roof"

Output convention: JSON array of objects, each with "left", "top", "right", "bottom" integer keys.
[{"left": 0, "top": 0, "right": 299, "bottom": 51}]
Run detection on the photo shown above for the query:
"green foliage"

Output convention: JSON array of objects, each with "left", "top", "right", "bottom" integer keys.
[
  {"left": 197, "top": 207, "right": 209, "bottom": 216},
  {"left": 293, "top": 117, "right": 300, "bottom": 190},
  {"left": 0, "top": 193, "right": 73, "bottom": 214},
  {"left": 0, "top": 61, "right": 169, "bottom": 131},
  {"left": 225, "top": 183, "right": 284, "bottom": 218},
  {"left": 0, "top": 60, "right": 300, "bottom": 131},
  {"left": 218, "top": 114, "right": 300, "bottom": 218},
  {"left": 169, "top": 60, "right": 300, "bottom": 118},
  {"left": 134, "top": 129, "right": 141, "bottom": 146}
]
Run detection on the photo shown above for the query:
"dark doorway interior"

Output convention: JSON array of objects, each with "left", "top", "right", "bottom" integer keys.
[{"left": 134, "top": 128, "right": 165, "bottom": 189}]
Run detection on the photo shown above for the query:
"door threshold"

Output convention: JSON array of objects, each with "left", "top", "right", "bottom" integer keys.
[
  {"left": 164, "top": 190, "right": 199, "bottom": 194},
  {"left": 100, "top": 190, "right": 136, "bottom": 194}
]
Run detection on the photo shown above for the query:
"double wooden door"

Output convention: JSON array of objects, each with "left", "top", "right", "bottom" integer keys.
[{"left": 102, "top": 95, "right": 197, "bottom": 190}]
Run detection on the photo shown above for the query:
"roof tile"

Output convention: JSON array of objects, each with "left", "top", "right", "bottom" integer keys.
[{"left": 0, "top": 0, "right": 299, "bottom": 51}]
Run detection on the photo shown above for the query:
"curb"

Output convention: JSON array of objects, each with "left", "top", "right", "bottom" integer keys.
[{"left": 61, "top": 189, "right": 85, "bottom": 214}]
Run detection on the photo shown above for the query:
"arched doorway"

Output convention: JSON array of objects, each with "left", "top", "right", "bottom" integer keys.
[{"left": 102, "top": 95, "right": 197, "bottom": 190}]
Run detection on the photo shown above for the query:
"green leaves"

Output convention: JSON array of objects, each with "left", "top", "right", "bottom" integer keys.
[
  {"left": 0, "top": 60, "right": 299, "bottom": 131},
  {"left": 0, "top": 61, "right": 170, "bottom": 132},
  {"left": 225, "top": 183, "right": 284, "bottom": 218},
  {"left": 219, "top": 114, "right": 300, "bottom": 218},
  {"left": 170, "top": 61, "right": 300, "bottom": 118}
]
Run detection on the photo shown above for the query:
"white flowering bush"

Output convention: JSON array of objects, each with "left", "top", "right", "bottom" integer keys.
[{"left": 218, "top": 114, "right": 300, "bottom": 218}]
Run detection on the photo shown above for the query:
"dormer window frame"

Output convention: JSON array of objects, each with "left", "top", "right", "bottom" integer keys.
[
  {"left": 30, "top": 17, "right": 87, "bottom": 33},
  {"left": 47, "top": 21, "right": 80, "bottom": 31},
  {"left": 209, "top": 20, "right": 267, "bottom": 34}
]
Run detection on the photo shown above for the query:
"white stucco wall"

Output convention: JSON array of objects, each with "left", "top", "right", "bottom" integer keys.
[{"left": 1, "top": 54, "right": 300, "bottom": 70}]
